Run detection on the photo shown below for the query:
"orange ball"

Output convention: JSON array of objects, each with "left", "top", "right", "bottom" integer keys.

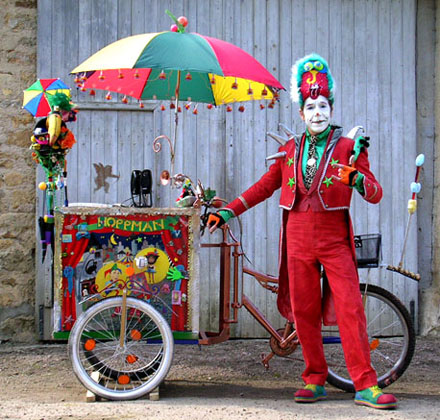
[
  {"left": 117, "top": 375, "right": 130, "bottom": 385},
  {"left": 130, "top": 329, "right": 142, "bottom": 341},
  {"left": 84, "top": 339, "right": 96, "bottom": 351},
  {"left": 126, "top": 354, "right": 138, "bottom": 364}
]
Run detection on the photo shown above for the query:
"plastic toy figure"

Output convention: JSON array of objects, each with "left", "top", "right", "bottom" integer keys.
[{"left": 208, "top": 54, "right": 397, "bottom": 410}]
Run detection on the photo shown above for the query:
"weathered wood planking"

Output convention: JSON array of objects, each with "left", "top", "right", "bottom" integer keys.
[{"left": 36, "top": 0, "right": 419, "bottom": 337}]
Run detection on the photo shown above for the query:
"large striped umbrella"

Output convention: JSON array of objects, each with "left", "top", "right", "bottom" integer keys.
[
  {"left": 23, "top": 78, "right": 71, "bottom": 117},
  {"left": 71, "top": 16, "right": 284, "bottom": 175},
  {"left": 71, "top": 32, "right": 284, "bottom": 105}
]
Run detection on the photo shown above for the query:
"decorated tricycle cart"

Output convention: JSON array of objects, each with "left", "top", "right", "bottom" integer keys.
[{"left": 26, "top": 12, "right": 420, "bottom": 402}]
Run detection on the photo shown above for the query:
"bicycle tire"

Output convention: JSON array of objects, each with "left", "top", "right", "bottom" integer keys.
[
  {"left": 324, "top": 283, "right": 415, "bottom": 392},
  {"left": 68, "top": 297, "right": 174, "bottom": 400}
]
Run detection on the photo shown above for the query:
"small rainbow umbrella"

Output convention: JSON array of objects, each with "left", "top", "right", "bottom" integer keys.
[{"left": 23, "top": 78, "right": 71, "bottom": 117}]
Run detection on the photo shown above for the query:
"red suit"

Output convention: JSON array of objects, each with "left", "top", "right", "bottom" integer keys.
[{"left": 225, "top": 126, "right": 382, "bottom": 390}]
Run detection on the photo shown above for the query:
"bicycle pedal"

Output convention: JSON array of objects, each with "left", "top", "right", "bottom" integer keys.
[{"left": 261, "top": 352, "right": 274, "bottom": 369}]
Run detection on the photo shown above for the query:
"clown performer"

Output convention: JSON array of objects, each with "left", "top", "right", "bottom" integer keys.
[
  {"left": 30, "top": 92, "right": 77, "bottom": 261},
  {"left": 207, "top": 54, "right": 397, "bottom": 410}
]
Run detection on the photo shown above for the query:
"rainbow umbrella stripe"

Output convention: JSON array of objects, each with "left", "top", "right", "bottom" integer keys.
[
  {"left": 72, "top": 31, "right": 284, "bottom": 105},
  {"left": 23, "top": 78, "right": 71, "bottom": 117}
]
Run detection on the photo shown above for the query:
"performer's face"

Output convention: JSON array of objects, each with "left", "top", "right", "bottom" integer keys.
[{"left": 300, "top": 96, "right": 332, "bottom": 135}]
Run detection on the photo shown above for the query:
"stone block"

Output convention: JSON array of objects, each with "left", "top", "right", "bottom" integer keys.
[
  {"left": 0, "top": 212, "right": 34, "bottom": 239},
  {"left": 0, "top": 312, "right": 36, "bottom": 342}
]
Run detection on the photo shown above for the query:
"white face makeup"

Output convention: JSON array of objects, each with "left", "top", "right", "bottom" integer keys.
[{"left": 300, "top": 95, "right": 332, "bottom": 135}]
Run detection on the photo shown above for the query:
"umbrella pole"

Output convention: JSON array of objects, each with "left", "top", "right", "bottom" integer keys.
[{"left": 171, "top": 70, "right": 181, "bottom": 178}]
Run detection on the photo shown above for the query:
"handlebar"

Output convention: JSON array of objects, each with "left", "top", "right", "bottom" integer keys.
[{"left": 168, "top": 173, "right": 227, "bottom": 233}]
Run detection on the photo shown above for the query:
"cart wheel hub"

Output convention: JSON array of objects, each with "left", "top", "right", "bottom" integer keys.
[{"left": 270, "top": 328, "right": 299, "bottom": 357}]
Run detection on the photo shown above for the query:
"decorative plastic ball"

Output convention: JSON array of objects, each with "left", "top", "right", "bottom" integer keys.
[
  {"left": 211, "top": 198, "right": 223, "bottom": 208},
  {"left": 177, "top": 16, "right": 188, "bottom": 27},
  {"left": 38, "top": 182, "right": 47, "bottom": 191},
  {"left": 84, "top": 339, "right": 96, "bottom": 351},
  {"left": 126, "top": 354, "right": 138, "bottom": 364},
  {"left": 415, "top": 154, "right": 425, "bottom": 167},
  {"left": 170, "top": 24, "right": 178, "bottom": 32},
  {"left": 410, "top": 182, "right": 421, "bottom": 194},
  {"left": 117, "top": 375, "right": 130, "bottom": 385},
  {"left": 130, "top": 329, "right": 142, "bottom": 341}
]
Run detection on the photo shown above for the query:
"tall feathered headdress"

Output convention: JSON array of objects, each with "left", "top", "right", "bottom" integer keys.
[{"left": 290, "top": 53, "right": 335, "bottom": 107}]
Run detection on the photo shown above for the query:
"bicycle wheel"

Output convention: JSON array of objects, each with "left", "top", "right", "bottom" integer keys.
[
  {"left": 324, "top": 283, "right": 415, "bottom": 392},
  {"left": 68, "top": 297, "right": 174, "bottom": 400}
]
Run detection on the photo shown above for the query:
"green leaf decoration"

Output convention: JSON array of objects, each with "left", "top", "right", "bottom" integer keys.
[{"left": 204, "top": 188, "right": 217, "bottom": 202}]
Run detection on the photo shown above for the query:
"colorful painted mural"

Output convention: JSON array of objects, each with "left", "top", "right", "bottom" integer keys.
[{"left": 54, "top": 207, "right": 199, "bottom": 335}]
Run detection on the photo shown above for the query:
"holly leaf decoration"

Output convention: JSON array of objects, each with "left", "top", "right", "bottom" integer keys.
[{"left": 204, "top": 188, "right": 217, "bottom": 202}]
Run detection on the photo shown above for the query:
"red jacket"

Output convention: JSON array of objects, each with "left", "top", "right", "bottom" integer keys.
[
  {"left": 225, "top": 127, "right": 382, "bottom": 216},
  {"left": 224, "top": 126, "right": 383, "bottom": 321}
]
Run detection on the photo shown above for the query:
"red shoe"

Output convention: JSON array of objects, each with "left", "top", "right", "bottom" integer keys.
[
  {"left": 354, "top": 385, "right": 397, "bottom": 409},
  {"left": 294, "top": 384, "right": 327, "bottom": 403}
]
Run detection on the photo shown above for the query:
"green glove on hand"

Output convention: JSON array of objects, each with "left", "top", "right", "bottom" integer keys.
[
  {"left": 352, "top": 136, "right": 370, "bottom": 162},
  {"left": 207, "top": 210, "right": 233, "bottom": 233}
]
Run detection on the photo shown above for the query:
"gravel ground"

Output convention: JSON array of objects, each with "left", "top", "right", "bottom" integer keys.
[{"left": 0, "top": 337, "right": 439, "bottom": 420}]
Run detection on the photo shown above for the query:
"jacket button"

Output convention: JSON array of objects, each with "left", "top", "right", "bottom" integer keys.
[
  {"left": 325, "top": 204, "right": 328, "bottom": 207},
  {"left": 320, "top": 190, "right": 323, "bottom": 194}
]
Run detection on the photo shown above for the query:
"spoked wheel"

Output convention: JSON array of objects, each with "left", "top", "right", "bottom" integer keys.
[
  {"left": 68, "top": 297, "right": 174, "bottom": 400},
  {"left": 323, "top": 283, "right": 415, "bottom": 392}
]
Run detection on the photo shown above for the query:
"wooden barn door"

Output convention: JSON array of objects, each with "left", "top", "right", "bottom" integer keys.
[{"left": 36, "top": 0, "right": 418, "bottom": 338}]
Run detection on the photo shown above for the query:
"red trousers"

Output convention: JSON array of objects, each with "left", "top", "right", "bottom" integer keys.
[{"left": 286, "top": 209, "right": 377, "bottom": 391}]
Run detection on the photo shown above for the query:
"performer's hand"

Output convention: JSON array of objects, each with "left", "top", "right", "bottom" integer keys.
[
  {"left": 207, "top": 212, "right": 226, "bottom": 233},
  {"left": 332, "top": 157, "right": 359, "bottom": 186}
]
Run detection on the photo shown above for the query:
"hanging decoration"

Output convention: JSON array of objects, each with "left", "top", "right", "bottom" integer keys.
[{"left": 24, "top": 83, "right": 78, "bottom": 262}]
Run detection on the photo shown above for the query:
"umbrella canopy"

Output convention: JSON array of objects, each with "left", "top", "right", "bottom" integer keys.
[
  {"left": 71, "top": 31, "right": 284, "bottom": 105},
  {"left": 23, "top": 78, "right": 71, "bottom": 117}
]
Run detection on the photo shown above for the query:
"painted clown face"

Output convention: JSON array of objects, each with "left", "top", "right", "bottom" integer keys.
[{"left": 300, "top": 95, "right": 332, "bottom": 135}]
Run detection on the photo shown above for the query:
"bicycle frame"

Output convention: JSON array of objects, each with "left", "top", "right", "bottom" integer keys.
[{"left": 199, "top": 226, "right": 292, "bottom": 347}]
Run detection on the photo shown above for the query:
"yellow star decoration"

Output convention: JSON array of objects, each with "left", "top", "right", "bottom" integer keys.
[
  {"left": 287, "top": 157, "right": 294, "bottom": 167},
  {"left": 287, "top": 177, "right": 295, "bottom": 188},
  {"left": 323, "top": 177, "right": 333, "bottom": 187},
  {"left": 330, "top": 158, "right": 339, "bottom": 167}
]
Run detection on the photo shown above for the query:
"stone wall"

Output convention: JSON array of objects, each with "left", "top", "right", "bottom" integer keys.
[{"left": 0, "top": 0, "right": 37, "bottom": 342}]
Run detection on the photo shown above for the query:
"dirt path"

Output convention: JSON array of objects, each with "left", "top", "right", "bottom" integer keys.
[{"left": 0, "top": 337, "right": 439, "bottom": 420}]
